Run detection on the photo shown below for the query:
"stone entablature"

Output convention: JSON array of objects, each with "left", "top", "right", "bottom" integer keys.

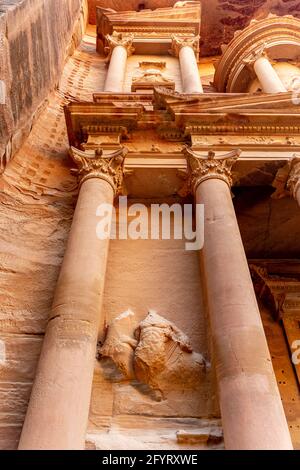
[
  {"left": 96, "top": 2, "right": 201, "bottom": 56},
  {"left": 64, "top": 88, "right": 300, "bottom": 196}
]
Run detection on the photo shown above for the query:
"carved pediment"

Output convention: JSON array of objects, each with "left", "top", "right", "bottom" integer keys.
[{"left": 96, "top": 2, "right": 201, "bottom": 54}]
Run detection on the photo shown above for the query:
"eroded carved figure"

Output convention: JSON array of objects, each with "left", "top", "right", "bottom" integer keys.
[{"left": 98, "top": 310, "right": 207, "bottom": 398}]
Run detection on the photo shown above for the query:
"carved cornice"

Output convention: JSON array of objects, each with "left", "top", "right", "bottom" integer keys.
[
  {"left": 170, "top": 35, "right": 200, "bottom": 58},
  {"left": 183, "top": 147, "right": 241, "bottom": 193},
  {"left": 114, "top": 26, "right": 196, "bottom": 36},
  {"left": 185, "top": 124, "right": 300, "bottom": 135},
  {"left": 69, "top": 146, "right": 127, "bottom": 194},
  {"left": 287, "top": 155, "right": 300, "bottom": 199},
  {"left": 105, "top": 33, "right": 135, "bottom": 58}
]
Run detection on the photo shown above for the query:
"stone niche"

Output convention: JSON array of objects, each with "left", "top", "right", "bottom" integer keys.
[{"left": 86, "top": 204, "right": 222, "bottom": 450}]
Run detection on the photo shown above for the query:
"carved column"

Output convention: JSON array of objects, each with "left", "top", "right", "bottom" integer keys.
[
  {"left": 287, "top": 156, "right": 300, "bottom": 206},
  {"left": 184, "top": 147, "right": 293, "bottom": 450},
  {"left": 245, "top": 48, "right": 286, "bottom": 93},
  {"left": 171, "top": 36, "right": 203, "bottom": 94},
  {"left": 104, "top": 33, "right": 134, "bottom": 93},
  {"left": 18, "top": 147, "right": 127, "bottom": 450}
]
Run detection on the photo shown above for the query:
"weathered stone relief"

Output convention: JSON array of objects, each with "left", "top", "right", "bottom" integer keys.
[
  {"left": 131, "top": 61, "right": 175, "bottom": 91},
  {"left": 98, "top": 310, "right": 208, "bottom": 399},
  {"left": 98, "top": 310, "right": 139, "bottom": 380}
]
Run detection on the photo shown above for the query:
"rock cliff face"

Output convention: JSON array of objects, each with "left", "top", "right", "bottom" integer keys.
[
  {"left": 0, "top": 23, "right": 106, "bottom": 450},
  {"left": 88, "top": 0, "right": 300, "bottom": 55},
  {"left": 0, "top": 0, "right": 88, "bottom": 174}
]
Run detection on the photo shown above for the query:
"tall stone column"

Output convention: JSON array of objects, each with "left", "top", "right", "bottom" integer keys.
[
  {"left": 246, "top": 48, "right": 286, "bottom": 93},
  {"left": 287, "top": 156, "right": 300, "bottom": 206},
  {"left": 171, "top": 36, "right": 203, "bottom": 94},
  {"left": 104, "top": 33, "right": 135, "bottom": 93},
  {"left": 18, "top": 147, "right": 127, "bottom": 450},
  {"left": 184, "top": 147, "right": 293, "bottom": 450}
]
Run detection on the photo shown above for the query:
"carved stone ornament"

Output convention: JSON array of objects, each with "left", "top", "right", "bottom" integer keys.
[
  {"left": 183, "top": 147, "right": 241, "bottom": 194},
  {"left": 105, "top": 32, "right": 135, "bottom": 58},
  {"left": 69, "top": 146, "right": 128, "bottom": 194},
  {"left": 287, "top": 155, "right": 300, "bottom": 199},
  {"left": 131, "top": 68, "right": 175, "bottom": 92},
  {"left": 242, "top": 42, "right": 269, "bottom": 68},
  {"left": 170, "top": 35, "right": 199, "bottom": 58},
  {"left": 98, "top": 310, "right": 207, "bottom": 400}
]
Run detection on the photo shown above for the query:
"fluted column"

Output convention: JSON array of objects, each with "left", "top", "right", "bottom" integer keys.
[
  {"left": 287, "top": 156, "right": 300, "bottom": 206},
  {"left": 184, "top": 147, "right": 293, "bottom": 450},
  {"left": 104, "top": 33, "right": 134, "bottom": 93},
  {"left": 171, "top": 36, "right": 203, "bottom": 94},
  {"left": 245, "top": 48, "right": 286, "bottom": 93},
  {"left": 18, "top": 147, "right": 127, "bottom": 450}
]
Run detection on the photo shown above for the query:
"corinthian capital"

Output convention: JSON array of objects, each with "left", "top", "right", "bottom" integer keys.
[
  {"left": 183, "top": 147, "right": 241, "bottom": 193},
  {"left": 105, "top": 33, "right": 135, "bottom": 58},
  {"left": 243, "top": 42, "right": 269, "bottom": 68},
  {"left": 170, "top": 35, "right": 199, "bottom": 58},
  {"left": 69, "top": 147, "right": 128, "bottom": 195},
  {"left": 287, "top": 155, "right": 300, "bottom": 199}
]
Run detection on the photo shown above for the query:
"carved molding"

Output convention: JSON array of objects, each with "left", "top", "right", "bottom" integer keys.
[
  {"left": 105, "top": 33, "right": 135, "bottom": 58},
  {"left": 69, "top": 146, "right": 127, "bottom": 194},
  {"left": 114, "top": 26, "right": 196, "bottom": 37},
  {"left": 183, "top": 147, "right": 241, "bottom": 193},
  {"left": 170, "top": 35, "right": 200, "bottom": 58},
  {"left": 287, "top": 155, "right": 300, "bottom": 199},
  {"left": 185, "top": 124, "right": 300, "bottom": 135},
  {"left": 81, "top": 125, "right": 128, "bottom": 150}
]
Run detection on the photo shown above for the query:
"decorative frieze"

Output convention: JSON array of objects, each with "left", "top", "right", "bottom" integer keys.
[
  {"left": 69, "top": 146, "right": 127, "bottom": 194},
  {"left": 183, "top": 147, "right": 241, "bottom": 193}
]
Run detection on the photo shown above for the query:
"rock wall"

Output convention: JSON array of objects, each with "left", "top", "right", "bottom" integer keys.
[
  {"left": 0, "top": 26, "right": 106, "bottom": 450},
  {"left": 87, "top": 1, "right": 177, "bottom": 24},
  {"left": 260, "top": 301, "right": 300, "bottom": 449},
  {"left": 0, "top": 0, "right": 88, "bottom": 173}
]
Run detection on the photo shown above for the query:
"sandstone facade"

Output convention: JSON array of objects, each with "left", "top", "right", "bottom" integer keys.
[{"left": 0, "top": 0, "right": 299, "bottom": 451}]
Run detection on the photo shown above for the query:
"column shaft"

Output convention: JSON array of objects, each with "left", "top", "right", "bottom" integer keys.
[
  {"left": 179, "top": 45, "right": 203, "bottom": 94},
  {"left": 254, "top": 56, "right": 286, "bottom": 93},
  {"left": 196, "top": 178, "right": 293, "bottom": 450},
  {"left": 104, "top": 45, "right": 128, "bottom": 93},
  {"left": 18, "top": 178, "right": 114, "bottom": 449}
]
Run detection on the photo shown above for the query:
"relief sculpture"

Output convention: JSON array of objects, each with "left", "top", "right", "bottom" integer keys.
[{"left": 98, "top": 310, "right": 207, "bottom": 399}]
